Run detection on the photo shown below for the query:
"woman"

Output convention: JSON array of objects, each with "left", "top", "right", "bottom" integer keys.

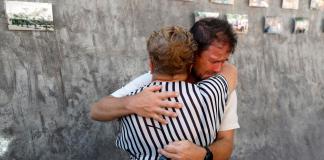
[{"left": 115, "top": 26, "right": 237, "bottom": 160}]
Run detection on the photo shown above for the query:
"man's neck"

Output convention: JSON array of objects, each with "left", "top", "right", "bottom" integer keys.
[
  {"left": 152, "top": 73, "right": 188, "bottom": 82},
  {"left": 187, "top": 73, "right": 202, "bottom": 83}
]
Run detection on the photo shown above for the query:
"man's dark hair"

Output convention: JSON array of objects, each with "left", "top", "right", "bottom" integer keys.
[{"left": 190, "top": 18, "right": 237, "bottom": 55}]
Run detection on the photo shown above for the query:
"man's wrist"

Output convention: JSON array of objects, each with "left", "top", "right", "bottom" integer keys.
[{"left": 122, "top": 96, "right": 134, "bottom": 114}]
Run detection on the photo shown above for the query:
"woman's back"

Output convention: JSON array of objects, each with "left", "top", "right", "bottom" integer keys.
[{"left": 116, "top": 74, "right": 228, "bottom": 160}]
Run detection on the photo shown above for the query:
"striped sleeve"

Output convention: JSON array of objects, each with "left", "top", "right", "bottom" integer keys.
[
  {"left": 197, "top": 74, "right": 229, "bottom": 132},
  {"left": 197, "top": 74, "right": 229, "bottom": 108}
]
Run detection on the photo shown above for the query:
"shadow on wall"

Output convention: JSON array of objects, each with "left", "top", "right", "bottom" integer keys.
[{"left": 322, "top": 19, "right": 324, "bottom": 32}]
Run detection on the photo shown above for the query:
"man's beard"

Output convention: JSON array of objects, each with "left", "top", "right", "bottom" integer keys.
[
  {"left": 190, "top": 68, "right": 203, "bottom": 82},
  {"left": 191, "top": 68, "right": 218, "bottom": 82}
]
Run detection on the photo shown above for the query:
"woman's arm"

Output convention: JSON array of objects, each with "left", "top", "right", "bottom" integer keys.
[{"left": 218, "top": 62, "right": 238, "bottom": 94}]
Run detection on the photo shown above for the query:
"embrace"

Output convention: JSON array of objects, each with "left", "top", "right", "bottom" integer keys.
[{"left": 91, "top": 18, "right": 239, "bottom": 160}]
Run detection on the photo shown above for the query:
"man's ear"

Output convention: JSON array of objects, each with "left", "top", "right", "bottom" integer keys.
[
  {"left": 189, "top": 63, "right": 193, "bottom": 73},
  {"left": 149, "top": 57, "right": 154, "bottom": 73}
]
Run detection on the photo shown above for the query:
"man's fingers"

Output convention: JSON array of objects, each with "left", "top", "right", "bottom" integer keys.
[
  {"left": 158, "top": 149, "right": 180, "bottom": 160},
  {"left": 145, "top": 85, "right": 162, "bottom": 92},
  {"left": 155, "top": 108, "right": 177, "bottom": 118},
  {"left": 156, "top": 91, "right": 179, "bottom": 99},
  {"left": 163, "top": 144, "right": 178, "bottom": 153},
  {"left": 152, "top": 114, "right": 168, "bottom": 124},
  {"left": 167, "top": 140, "right": 182, "bottom": 146},
  {"left": 159, "top": 101, "right": 182, "bottom": 109}
]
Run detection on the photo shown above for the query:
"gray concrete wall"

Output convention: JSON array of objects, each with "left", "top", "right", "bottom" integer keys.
[{"left": 0, "top": 0, "right": 323, "bottom": 159}]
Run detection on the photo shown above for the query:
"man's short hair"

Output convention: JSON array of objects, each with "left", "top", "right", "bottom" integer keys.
[
  {"left": 147, "top": 26, "right": 197, "bottom": 75},
  {"left": 190, "top": 18, "right": 237, "bottom": 55}
]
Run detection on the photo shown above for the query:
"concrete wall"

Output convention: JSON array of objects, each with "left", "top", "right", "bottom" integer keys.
[{"left": 0, "top": 0, "right": 323, "bottom": 159}]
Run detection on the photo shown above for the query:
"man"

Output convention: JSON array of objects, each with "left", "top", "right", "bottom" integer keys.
[
  {"left": 91, "top": 18, "right": 238, "bottom": 160},
  {"left": 116, "top": 26, "right": 237, "bottom": 160}
]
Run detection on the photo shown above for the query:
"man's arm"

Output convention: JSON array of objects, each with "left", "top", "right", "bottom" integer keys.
[
  {"left": 90, "top": 96, "right": 132, "bottom": 121},
  {"left": 210, "top": 130, "right": 234, "bottom": 160},
  {"left": 209, "top": 90, "right": 239, "bottom": 160},
  {"left": 90, "top": 73, "right": 181, "bottom": 123},
  {"left": 158, "top": 130, "right": 234, "bottom": 160},
  {"left": 90, "top": 86, "right": 181, "bottom": 123}
]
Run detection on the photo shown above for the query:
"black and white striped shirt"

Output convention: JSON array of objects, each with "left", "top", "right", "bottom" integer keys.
[{"left": 116, "top": 74, "right": 228, "bottom": 160}]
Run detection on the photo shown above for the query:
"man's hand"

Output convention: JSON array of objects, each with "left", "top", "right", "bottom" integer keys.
[
  {"left": 90, "top": 85, "right": 182, "bottom": 123},
  {"left": 158, "top": 130, "right": 235, "bottom": 160},
  {"left": 125, "top": 85, "right": 182, "bottom": 124},
  {"left": 158, "top": 140, "right": 206, "bottom": 160}
]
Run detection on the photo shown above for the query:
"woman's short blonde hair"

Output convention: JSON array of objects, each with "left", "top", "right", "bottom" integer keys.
[{"left": 147, "top": 26, "right": 197, "bottom": 75}]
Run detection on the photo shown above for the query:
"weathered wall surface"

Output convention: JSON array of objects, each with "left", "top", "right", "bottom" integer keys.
[{"left": 0, "top": 0, "right": 323, "bottom": 159}]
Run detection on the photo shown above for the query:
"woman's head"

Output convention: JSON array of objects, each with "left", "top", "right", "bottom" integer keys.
[{"left": 147, "top": 26, "right": 197, "bottom": 75}]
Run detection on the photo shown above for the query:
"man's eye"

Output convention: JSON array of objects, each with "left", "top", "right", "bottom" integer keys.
[
  {"left": 211, "top": 60, "right": 227, "bottom": 64},
  {"left": 211, "top": 61, "right": 222, "bottom": 64}
]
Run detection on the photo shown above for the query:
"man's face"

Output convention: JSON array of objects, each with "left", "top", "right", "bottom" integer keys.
[{"left": 192, "top": 42, "right": 231, "bottom": 80}]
